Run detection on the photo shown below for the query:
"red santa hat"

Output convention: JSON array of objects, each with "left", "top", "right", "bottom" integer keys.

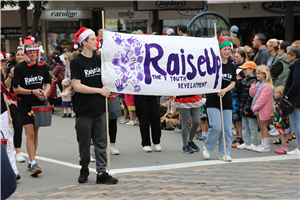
[
  {"left": 23, "top": 35, "right": 44, "bottom": 67},
  {"left": 0, "top": 51, "right": 9, "bottom": 61},
  {"left": 74, "top": 27, "right": 95, "bottom": 49}
]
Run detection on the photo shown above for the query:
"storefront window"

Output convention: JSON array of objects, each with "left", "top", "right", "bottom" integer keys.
[
  {"left": 106, "top": 19, "right": 148, "bottom": 34},
  {"left": 46, "top": 21, "right": 79, "bottom": 54}
]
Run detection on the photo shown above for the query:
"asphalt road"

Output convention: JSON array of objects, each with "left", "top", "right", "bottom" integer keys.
[{"left": 9, "top": 111, "right": 299, "bottom": 198}]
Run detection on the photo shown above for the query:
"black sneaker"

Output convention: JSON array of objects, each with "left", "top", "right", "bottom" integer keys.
[
  {"left": 239, "top": 138, "right": 244, "bottom": 144},
  {"left": 78, "top": 166, "right": 89, "bottom": 183},
  {"left": 188, "top": 141, "right": 200, "bottom": 152},
  {"left": 67, "top": 114, "right": 71, "bottom": 118},
  {"left": 31, "top": 164, "right": 42, "bottom": 176},
  {"left": 96, "top": 172, "right": 118, "bottom": 184},
  {"left": 16, "top": 174, "right": 21, "bottom": 180},
  {"left": 62, "top": 114, "right": 67, "bottom": 118}
]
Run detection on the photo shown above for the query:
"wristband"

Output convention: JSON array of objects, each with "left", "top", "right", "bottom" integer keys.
[
  {"left": 31, "top": 90, "right": 33, "bottom": 95},
  {"left": 8, "top": 74, "right": 14, "bottom": 79}
]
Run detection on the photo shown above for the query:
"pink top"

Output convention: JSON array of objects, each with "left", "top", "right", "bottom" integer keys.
[
  {"left": 249, "top": 82, "right": 274, "bottom": 121},
  {"left": 125, "top": 94, "right": 135, "bottom": 106}
]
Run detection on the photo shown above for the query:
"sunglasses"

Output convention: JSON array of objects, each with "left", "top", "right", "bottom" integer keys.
[{"left": 26, "top": 50, "right": 38, "bottom": 53}]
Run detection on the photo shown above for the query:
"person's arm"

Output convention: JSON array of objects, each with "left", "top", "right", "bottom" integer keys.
[
  {"left": 4, "top": 67, "right": 14, "bottom": 88},
  {"left": 249, "top": 82, "right": 258, "bottom": 98},
  {"left": 13, "top": 87, "right": 45, "bottom": 101},
  {"left": 72, "top": 79, "right": 110, "bottom": 97},
  {"left": 270, "top": 62, "right": 283, "bottom": 79},
  {"left": 218, "top": 81, "right": 235, "bottom": 98},
  {"left": 286, "top": 66, "right": 300, "bottom": 98},
  {"left": 44, "top": 83, "right": 50, "bottom": 97},
  {"left": 3, "top": 94, "right": 12, "bottom": 124}
]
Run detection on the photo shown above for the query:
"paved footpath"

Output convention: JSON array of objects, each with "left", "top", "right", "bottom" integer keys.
[{"left": 11, "top": 158, "right": 300, "bottom": 200}]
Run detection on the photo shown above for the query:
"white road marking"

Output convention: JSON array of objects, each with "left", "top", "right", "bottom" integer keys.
[{"left": 21, "top": 152, "right": 299, "bottom": 175}]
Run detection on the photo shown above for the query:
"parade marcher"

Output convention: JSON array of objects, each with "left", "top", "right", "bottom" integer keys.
[
  {"left": 4, "top": 44, "right": 27, "bottom": 163},
  {"left": 1, "top": 54, "right": 21, "bottom": 180},
  {"left": 70, "top": 27, "right": 118, "bottom": 184},
  {"left": 13, "top": 35, "right": 51, "bottom": 176},
  {"left": 202, "top": 36, "right": 236, "bottom": 161}
]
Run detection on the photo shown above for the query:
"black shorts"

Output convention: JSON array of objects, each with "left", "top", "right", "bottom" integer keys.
[{"left": 19, "top": 114, "right": 34, "bottom": 125}]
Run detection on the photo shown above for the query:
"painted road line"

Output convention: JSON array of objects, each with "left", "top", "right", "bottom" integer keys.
[{"left": 21, "top": 152, "right": 299, "bottom": 175}]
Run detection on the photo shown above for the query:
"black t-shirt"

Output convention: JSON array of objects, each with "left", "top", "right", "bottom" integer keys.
[
  {"left": 1, "top": 73, "right": 7, "bottom": 114},
  {"left": 13, "top": 61, "right": 51, "bottom": 115},
  {"left": 70, "top": 54, "right": 105, "bottom": 117},
  {"left": 206, "top": 61, "right": 236, "bottom": 110}
]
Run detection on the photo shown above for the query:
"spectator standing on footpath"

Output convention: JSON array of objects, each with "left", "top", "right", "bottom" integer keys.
[
  {"left": 70, "top": 27, "right": 118, "bottom": 184},
  {"left": 252, "top": 33, "right": 270, "bottom": 65}
]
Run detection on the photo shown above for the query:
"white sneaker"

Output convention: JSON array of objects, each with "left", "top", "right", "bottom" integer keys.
[
  {"left": 246, "top": 144, "right": 257, "bottom": 150},
  {"left": 202, "top": 145, "right": 210, "bottom": 159},
  {"left": 252, "top": 145, "right": 263, "bottom": 152},
  {"left": 119, "top": 117, "right": 129, "bottom": 124},
  {"left": 126, "top": 120, "right": 135, "bottom": 125},
  {"left": 154, "top": 144, "right": 162, "bottom": 152},
  {"left": 287, "top": 148, "right": 300, "bottom": 156},
  {"left": 110, "top": 146, "right": 120, "bottom": 155},
  {"left": 270, "top": 129, "right": 279, "bottom": 136},
  {"left": 90, "top": 156, "right": 95, "bottom": 162},
  {"left": 15, "top": 153, "right": 25, "bottom": 163},
  {"left": 237, "top": 143, "right": 248, "bottom": 149},
  {"left": 71, "top": 113, "right": 76, "bottom": 118},
  {"left": 142, "top": 146, "right": 152, "bottom": 152},
  {"left": 219, "top": 155, "right": 232, "bottom": 162},
  {"left": 256, "top": 146, "right": 271, "bottom": 153}
]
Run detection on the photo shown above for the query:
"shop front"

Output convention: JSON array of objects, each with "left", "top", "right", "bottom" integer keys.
[
  {"left": 105, "top": 9, "right": 149, "bottom": 34},
  {"left": 40, "top": 9, "right": 92, "bottom": 54}
]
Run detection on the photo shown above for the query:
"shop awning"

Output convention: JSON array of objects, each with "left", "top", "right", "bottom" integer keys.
[{"left": 207, "top": 0, "right": 282, "bottom": 4}]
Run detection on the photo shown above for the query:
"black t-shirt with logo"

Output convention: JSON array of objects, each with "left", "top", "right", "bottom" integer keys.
[
  {"left": 70, "top": 54, "right": 105, "bottom": 117},
  {"left": 13, "top": 61, "right": 51, "bottom": 115},
  {"left": 1, "top": 73, "right": 7, "bottom": 114},
  {"left": 206, "top": 61, "right": 236, "bottom": 110}
]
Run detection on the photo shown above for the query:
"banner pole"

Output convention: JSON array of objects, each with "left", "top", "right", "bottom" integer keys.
[
  {"left": 214, "top": 23, "right": 228, "bottom": 161},
  {"left": 103, "top": 10, "right": 110, "bottom": 171}
]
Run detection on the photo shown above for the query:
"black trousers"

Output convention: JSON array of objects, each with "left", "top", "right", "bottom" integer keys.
[
  {"left": 109, "top": 118, "right": 117, "bottom": 143},
  {"left": 134, "top": 95, "right": 161, "bottom": 147},
  {"left": 9, "top": 105, "right": 23, "bottom": 148}
]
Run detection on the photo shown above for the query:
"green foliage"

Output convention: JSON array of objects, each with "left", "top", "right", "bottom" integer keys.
[{"left": 1, "top": 1, "right": 49, "bottom": 9}]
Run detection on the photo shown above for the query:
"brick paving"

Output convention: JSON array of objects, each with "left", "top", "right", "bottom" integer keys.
[{"left": 11, "top": 158, "right": 300, "bottom": 200}]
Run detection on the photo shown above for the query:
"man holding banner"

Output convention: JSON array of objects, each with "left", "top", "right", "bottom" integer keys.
[{"left": 70, "top": 27, "right": 118, "bottom": 184}]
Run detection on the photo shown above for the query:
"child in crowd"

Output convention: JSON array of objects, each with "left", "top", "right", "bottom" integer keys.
[
  {"left": 197, "top": 94, "right": 209, "bottom": 141},
  {"left": 119, "top": 93, "right": 129, "bottom": 124},
  {"left": 160, "top": 96, "right": 179, "bottom": 130},
  {"left": 47, "top": 71, "right": 58, "bottom": 113},
  {"left": 235, "top": 61, "right": 258, "bottom": 150},
  {"left": 60, "top": 78, "right": 72, "bottom": 118},
  {"left": 124, "top": 94, "right": 138, "bottom": 125},
  {"left": 272, "top": 86, "right": 289, "bottom": 154},
  {"left": 250, "top": 65, "right": 274, "bottom": 152}
]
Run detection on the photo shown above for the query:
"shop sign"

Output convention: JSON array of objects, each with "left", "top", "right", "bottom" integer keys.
[
  {"left": 177, "top": 3, "right": 208, "bottom": 16},
  {"left": 262, "top": 1, "right": 300, "bottom": 14},
  {"left": 105, "top": 10, "right": 148, "bottom": 20},
  {"left": 40, "top": 10, "right": 92, "bottom": 19},
  {"left": 134, "top": 1, "right": 204, "bottom": 11},
  {"left": 1, "top": 27, "right": 31, "bottom": 35}
]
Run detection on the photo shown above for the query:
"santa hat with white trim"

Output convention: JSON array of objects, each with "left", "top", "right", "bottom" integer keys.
[
  {"left": 23, "top": 35, "right": 44, "bottom": 67},
  {"left": 74, "top": 27, "right": 95, "bottom": 49}
]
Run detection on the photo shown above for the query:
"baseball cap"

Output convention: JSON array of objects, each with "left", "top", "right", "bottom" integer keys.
[
  {"left": 239, "top": 61, "right": 257, "bottom": 69},
  {"left": 231, "top": 25, "right": 239, "bottom": 37}
]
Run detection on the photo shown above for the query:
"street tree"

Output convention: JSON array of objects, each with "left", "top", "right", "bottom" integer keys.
[{"left": 1, "top": 1, "right": 49, "bottom": 39}]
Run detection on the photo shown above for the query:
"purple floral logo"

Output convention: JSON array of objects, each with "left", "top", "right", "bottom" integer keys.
[{"left": 112, "top": 33, "right": 144, "bottom": 92}]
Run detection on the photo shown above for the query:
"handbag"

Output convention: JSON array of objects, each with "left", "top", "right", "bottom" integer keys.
[{"left": 279, "top": 99, "right": 295, "bottom": 115}]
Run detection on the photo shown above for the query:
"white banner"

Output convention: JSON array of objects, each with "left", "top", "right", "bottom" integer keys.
[{"left": 101, "top": 30, "right": 222, "bottom": 96}]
